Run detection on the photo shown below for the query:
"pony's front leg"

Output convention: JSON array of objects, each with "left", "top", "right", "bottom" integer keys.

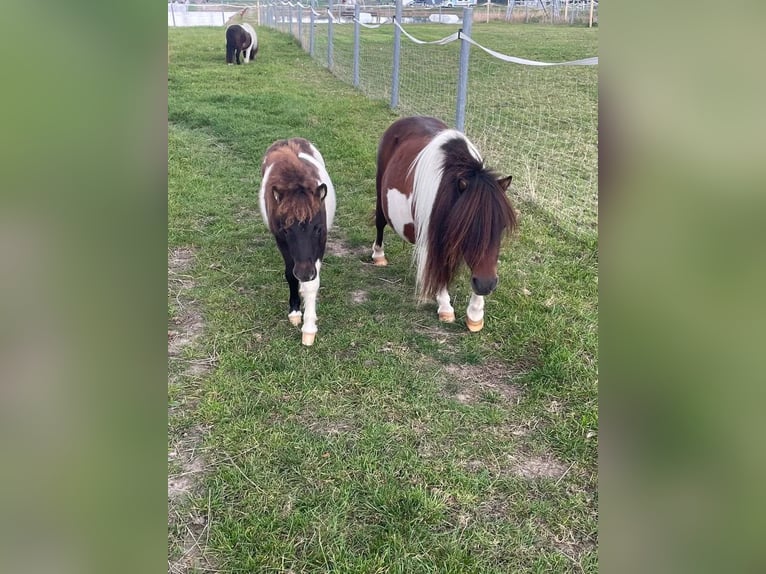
[
  {"left": 298, "top": 261, "right": 322, "bottom": 346},
  {"left": 284, "top": 268, "right": 302, "bottom": 327},
  {"left": 466, "top": 293, "right": 485, "bottom": 332},
  {"left": 436, "top": 288, "right": 455, "bottom": 323},
  {"left": 244, "top": 47, "right": 251, "bottom": 63}
]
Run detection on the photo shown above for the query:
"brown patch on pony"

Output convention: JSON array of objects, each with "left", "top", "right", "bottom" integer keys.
[
  {"left": 422, "top": 137, "right": 516, "bottom": 298},
  {"left": 403, "top": 222, "right": 416, "bottom": 243},
  {"left": 261, "top": 139, "right": 324, "bottom": 229}
]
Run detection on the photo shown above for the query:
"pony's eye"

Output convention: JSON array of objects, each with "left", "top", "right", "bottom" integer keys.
[{"left": 314, "top": 226, "right": 323, "bottom": 236}]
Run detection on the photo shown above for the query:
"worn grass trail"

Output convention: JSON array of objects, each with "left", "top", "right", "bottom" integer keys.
[{"left": 169, "top": 26, "right": 597, "bottom": 573}]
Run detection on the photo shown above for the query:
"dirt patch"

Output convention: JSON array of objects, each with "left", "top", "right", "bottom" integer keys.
[
  {"left": 168, "top": 246, "right": 216, "bottom": 573},
  {"left": 511, "top": 454, "right": 569, "bottom": 480},
  {"left": 325, "top": 236, "right": 366, "bottom": 258},
  {"left": 444, "top": 361, "right": 525, "bottom": 405},
  {"left": 350, "top": 290, "right": 368, "bottom": 304},
  {"left": 170, "top": 247, "right": 196, "bottom": 273}
]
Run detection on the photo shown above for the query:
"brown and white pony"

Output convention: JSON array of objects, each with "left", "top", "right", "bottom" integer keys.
[
  {"left": 226, "top": 23, "right": 258, "bottom": 65},
  {"left": 259, "top": 138, "right": 336, "bottom": 346},
  {"left": 372, "top": 116, "right": 516, "bottom": 332}
]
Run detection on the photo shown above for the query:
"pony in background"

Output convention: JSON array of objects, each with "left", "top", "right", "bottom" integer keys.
[
  {"left": 260, "top": 138, "right": 336, "bottom": 346},
  {"left": 226, "top": 23, "right": 258, "bottom": 65},
  {"left": 372, "top": 116, "right": 516, "bottom": 332}
]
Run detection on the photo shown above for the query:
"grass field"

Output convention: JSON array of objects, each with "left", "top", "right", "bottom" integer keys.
[{"left": 169, "top": 24, "right": 597, "bottom": 573}]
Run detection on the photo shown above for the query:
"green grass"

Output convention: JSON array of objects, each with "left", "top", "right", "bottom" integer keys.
[{"left": 169, "top": 25, "right": 597, "bottom": 573}]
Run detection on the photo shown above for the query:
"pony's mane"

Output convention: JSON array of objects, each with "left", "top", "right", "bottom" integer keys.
[
  {"left": 408, "top": 129, "right": 480, "bottom": 298},
  {"left": 411, "top": 132, "right": 516, "bottom": 299},
  {"left": 266, "top": 144, "right": 324, "bottom": 227}
]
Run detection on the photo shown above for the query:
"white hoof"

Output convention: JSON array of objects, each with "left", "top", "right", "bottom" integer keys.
[
  {"left": 288, "top": 312, "right": 302, "bottom": 326},
  {"left": 438, "top": 311, "right": 456, "bottom": 323},
  {"left": 301, "top": 332, "right": 316, "bottom": 346},
  {"left": 372, "top": 256, "right": 388, "bottom": 266},
  {"left": 466, "top": 317, "right": 484, "bottom": 332}
]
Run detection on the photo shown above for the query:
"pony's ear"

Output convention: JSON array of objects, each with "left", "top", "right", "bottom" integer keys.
[
  {"left": 316, "top": 183, "right": 328, "bottom": 201},
  {"left": 498, "top": 175, "right": 513, "bottom": 192},
  {"left": 272, "top": 186, "right": 281, "bottom": 203},
  {"left": 457, "top": 178, "right": 468, "bottom": 193}
]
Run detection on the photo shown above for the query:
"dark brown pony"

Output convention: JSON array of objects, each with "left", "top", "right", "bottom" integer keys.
[
  {"left": 225, "top": 23, "right": 258, "bottom": 65},
  {"left": 372, "top": 116, "right": 516, "bottom": 332},
  {"left": 259, "top": 138, "right": 336, "bottom": 346}
]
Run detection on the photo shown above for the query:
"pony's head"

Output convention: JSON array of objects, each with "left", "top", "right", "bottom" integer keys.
[
  {"left": 270, "top": 174, "right": 328, "bottom": 283},
  {"left": 425, "top": 138, "right": 516, "bottom": 297}
]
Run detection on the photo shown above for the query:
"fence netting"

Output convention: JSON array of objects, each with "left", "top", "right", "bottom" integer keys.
[{"left": 219, "top": 2, "right": 598, "bottom": 235}]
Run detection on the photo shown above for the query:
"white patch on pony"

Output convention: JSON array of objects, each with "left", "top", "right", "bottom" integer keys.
[
  {"left": 259, "top": 162, "right": 274, "bottom": 227},
  {"left": 298, "top": 150, "right": 336, "bottom": 230},
  {"left": 288, "top": 310, "right": 302, "bottom": 325},
  {"left": 407, "top": 129, "right": 483, "bottom": 295},
  {"left": 436, "top": 288, "right": 455, "bottom": 321},
  {"left": 385, "top": 187, "right": 413, "bottom": 239},
  {"left": 298, "top": 260, "right": 322, "bottom": 340},
  {"left": 467, "top": 292, "right": 485, "bottom": 323},
  {"left": 240, "top": 23, "right": 257, "bottom": 62}
]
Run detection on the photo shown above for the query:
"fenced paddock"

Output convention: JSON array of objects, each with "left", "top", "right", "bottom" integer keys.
[
  {"left": 168, "top": 9, "right": 598, "bottom": 574},
  {"left": 225, "top": 2, "right": 598, "bottom": 235}
]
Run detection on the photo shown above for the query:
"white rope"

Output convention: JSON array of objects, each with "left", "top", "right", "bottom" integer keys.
[
  {"left": 394, "top": 20, "right": 460, "bottom": 46},
  {"left": 353, "top": 17, "right": 385, "bottom": 29},
  {"left": 461, "top": 34, "right": 598, "bottom": 66}
]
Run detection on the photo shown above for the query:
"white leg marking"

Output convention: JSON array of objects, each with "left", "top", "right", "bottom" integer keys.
[
  {"left": 466, "top": 293, "right": 485, "bottom": 332},
  {"left": 288, "top": 310, "right": 302, "bottom": 326},
  {"left": 436, "top": 288, "right": 455, "bottom": 322},
  {"left": 299, "top": 261, "right": 321, "bottom": 345},
  {"left": 372, "top": 242, "right": 387, "bottom": 265}
]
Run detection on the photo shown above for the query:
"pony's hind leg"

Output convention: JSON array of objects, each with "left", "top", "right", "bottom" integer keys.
[
  {"left": 466, "top": 293, "right": 485, "bottom": 332},
  {"left": 298, "top": 261, "right": 322, "bottom": 346},
  {"left": 372, "top": 200, "right": 388, "bottom": 266},
  {"left": 436, "top": 288, "right": 455, "bottom": 323}
]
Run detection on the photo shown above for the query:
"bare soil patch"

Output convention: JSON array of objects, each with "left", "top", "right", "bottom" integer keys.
[
  {"left": 350, "top": 289, "right": 368, "bottom": 304},
  {"left": 443, "top": 360, "right": 525, "bottom": 405},
  {"left": 511, "top": 454, "right": 569, "bottom": 480},
  {"left": 325, "top": 236, "right": 366, "bottom": 258},
  {"left": 168, "top": 246, "right": 216, "bottom": 574}
]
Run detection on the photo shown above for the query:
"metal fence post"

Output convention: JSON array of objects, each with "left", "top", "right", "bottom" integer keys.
[
  {"left": 391, "top": 0, "right": 402, "bottom": 109},
  {"left": 221, "top": 4, "right": 225, "bottom": 26},
  {"left": 170, "top": 2, "right": 176, "bottom": 27},
  {"left": 353, "top": 5, "right": 361, "bottom": 87},
  {"left": 328, "top": 0, "right": 334, "bottom": 70},
  {"left": 455, "top": 7, "right": 473, "bottom": 132},
  {"left": 298, "top": 4, "right": 303, "bottom": 46},
  {"left": 310, "top": 1, "right": 315, "bottom": 56},
  {"left": 289, "top": 2, "right": 293, "bottom": 37}
]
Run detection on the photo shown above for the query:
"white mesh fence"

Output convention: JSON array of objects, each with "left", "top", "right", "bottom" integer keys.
[{"left": 221, "top": 2, "right": 598, "bottom": 234}]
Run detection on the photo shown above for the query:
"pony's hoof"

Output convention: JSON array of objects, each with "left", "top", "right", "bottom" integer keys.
[
  {"left": 302, "top": 332, "right": 316, "bottom": 346},
  {"left": 466, "top": 317, "right": 484, "bottom": 332},
  {"left": 288, "top": 312, "right": 302, "bottom": 326},
  {"left": 372, "top": 256, "right": 388, "bottom": 266},
  {"left": 438, "top": 311, "right": 455, "bottom": 323}
]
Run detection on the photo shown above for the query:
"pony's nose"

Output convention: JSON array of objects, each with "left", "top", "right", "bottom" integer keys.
[
  {"left": 471, "top": 276, "right": 497, "bottom": 296},
  {"left": 293, "top": 263, "right": 316, "bottom": 282}
]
